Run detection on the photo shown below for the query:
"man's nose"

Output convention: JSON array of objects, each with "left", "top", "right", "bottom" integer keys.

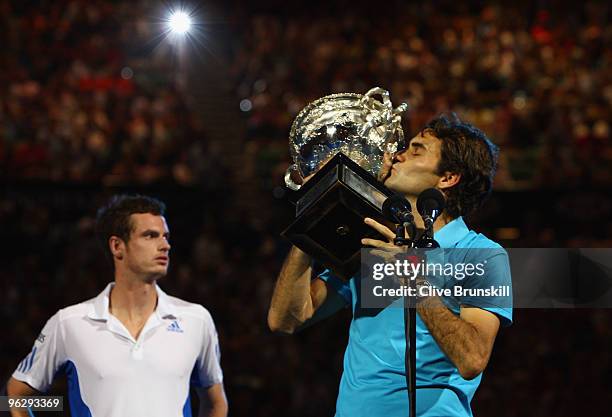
[{"left": 161, "top": 240, "right": 171, "bottom": 252}]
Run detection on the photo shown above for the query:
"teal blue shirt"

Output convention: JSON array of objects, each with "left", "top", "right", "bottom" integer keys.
[{"left": 319, "top": 217, "right": 512, "bottom": 417}]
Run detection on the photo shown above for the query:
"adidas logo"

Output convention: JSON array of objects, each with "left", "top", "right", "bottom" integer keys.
[{"left": 167, "top": 320, "right": 184, "bottom": 333}]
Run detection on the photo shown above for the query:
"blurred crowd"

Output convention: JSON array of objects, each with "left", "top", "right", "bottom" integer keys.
[
  {"left": 230, "top": 1, "right": 611, "bottom": 191},
  {"left": 1, "top": 1, "right": 612, "bottom": 416},
  {"left": 2, "top": 1, "right": 609, "bottom": 189},
  {"left": 0, "top": 0, "right": 223, "bottom": 185}
]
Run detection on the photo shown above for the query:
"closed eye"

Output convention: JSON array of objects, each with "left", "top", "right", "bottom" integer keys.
[{"left": 409, "top": 142, "right": 426, "bottom": 154}]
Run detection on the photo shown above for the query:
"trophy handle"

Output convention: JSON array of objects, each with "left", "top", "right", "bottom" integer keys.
[
  {"left": 359, "top": 88, "right": 409, "bottom": 151},
  {"left": 362, "top": 87, "right": 392, "bottom": 109},
  {"left": 285, "top": 164, "right": 303, "bottom": 191}
]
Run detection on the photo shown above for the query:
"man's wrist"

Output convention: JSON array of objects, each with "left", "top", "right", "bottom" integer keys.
[{"left": 415, "top": 277, "right": 443, "bottom": 307}]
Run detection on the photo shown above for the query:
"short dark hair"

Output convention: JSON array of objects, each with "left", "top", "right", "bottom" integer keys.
[
  {"left": 95, "top": 194, "right": 166, "bottom": 252},
  {"left": 424, "top": 113, "right": 499, "bottom": 219}
]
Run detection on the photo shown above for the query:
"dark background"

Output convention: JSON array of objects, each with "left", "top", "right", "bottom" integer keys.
[{"left": 1, "top": 0, "right": 611, "bottom": 416}]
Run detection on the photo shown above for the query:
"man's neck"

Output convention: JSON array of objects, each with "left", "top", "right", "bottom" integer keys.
[
  {"left": 432, "top": 213, "right": 453, "bottom": 233},
  {"left": 109, "top": 276, "right": 158, "bottom": 322}
]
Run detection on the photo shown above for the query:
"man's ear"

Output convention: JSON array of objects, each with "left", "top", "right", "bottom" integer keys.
[
  {"left": 437, "top": 172, "right": 461, "bottom": 190},
  {"left": 109, "top": 236, "right": 125, "bottom": 260}
]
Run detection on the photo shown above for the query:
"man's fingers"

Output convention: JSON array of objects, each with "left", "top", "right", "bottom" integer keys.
[
  {"left": 377, "top": 167, "right": 390, "bottom": 182},
  {"left": 377, "top": 152, "right": 393, "bottom": 181},
  {"left": 383, "top": 151, "right": 393, "bottom": 164},
  {"left": 361, "top": 238, "right": 394, "bottom": 248},
  {"left": 364, "top": 217, "right": 395, "bottom": 241}
]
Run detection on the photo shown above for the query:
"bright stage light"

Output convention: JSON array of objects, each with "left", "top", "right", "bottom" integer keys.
[{"left": 168, "top": 11, "right": 192, "bottom": 35}]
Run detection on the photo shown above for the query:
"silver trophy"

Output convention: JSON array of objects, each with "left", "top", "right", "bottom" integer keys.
[
  {"left": 285, "top": 87, "right": 408, "bottom": 190},
  {"left": 282, "top": 87, "right": 408, "bottom": 277}
]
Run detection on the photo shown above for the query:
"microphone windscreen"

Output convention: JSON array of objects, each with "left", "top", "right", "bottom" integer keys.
[
  {"left": 416, "top": 188, "right": 445, "bottom": 216},
  {"left": 382, "top": 194, "right": 412, "bottom": 223}
]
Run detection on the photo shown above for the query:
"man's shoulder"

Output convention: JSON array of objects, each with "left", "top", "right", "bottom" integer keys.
[
  {"left": 55, "top": 297, "right": 97, "bottom": 322},
  {"left": 455, "top": 228, "right": 509, "bottom": 266},
  {"left": 459, "top": 228, "right": 504, "bottom": 250},
  {"left": 36, "top": 298, "right": 96, "bottom": 335}
]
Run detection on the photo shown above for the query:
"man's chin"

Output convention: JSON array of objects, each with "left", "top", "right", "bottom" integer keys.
[
  {"left": 384, "top": 177, "right": 399, "bottom": 192},
  {"left": 146, "top": 268, "right": 168, "bottom": 282},
  {"left": 155, "top": 269, "right": 168, "bottom": 278}
]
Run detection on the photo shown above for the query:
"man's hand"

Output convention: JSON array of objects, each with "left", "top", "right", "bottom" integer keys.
[
  {"left": 362, "top": 216, "right": 412, "bottom": 259},
  {"left": 377, "top": 151, "right": 393, "bottom": 182},
  {"left": 361, "top": 217, "right": 396, "bottom": 249},
  {"left": 361, "top": 217, "right": 404, "bottom": 260},
  {"left": 362, "top": 217, "right": 411, "bottom": 287}
]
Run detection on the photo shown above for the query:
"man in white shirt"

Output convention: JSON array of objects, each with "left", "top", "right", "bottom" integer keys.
[{"left": 7, "top": 194, "right": 228, "bottom": 417}]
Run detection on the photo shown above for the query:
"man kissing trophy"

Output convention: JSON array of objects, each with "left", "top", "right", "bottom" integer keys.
[{"left": 282, "top": 87, "right": 408, "bottom": 278}]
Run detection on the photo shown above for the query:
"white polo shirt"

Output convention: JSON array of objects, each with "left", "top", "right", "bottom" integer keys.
[{"left": 12, "top": 283, "right": 223, "bottom": 417}]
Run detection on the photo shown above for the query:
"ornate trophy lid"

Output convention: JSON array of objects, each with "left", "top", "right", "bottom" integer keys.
[{"left": 285, "top": 87, "right": 408, "bottom": 190}]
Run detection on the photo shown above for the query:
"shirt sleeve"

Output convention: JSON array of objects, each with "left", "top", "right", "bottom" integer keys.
[
  {"left": 191, "top": 309, "right": 224, "bottom": 388},
  {"left": 317, "top": 268, "right": 352, "bottom": 306},
  {"left": 12, "top": 311, "right": 66, "bottom": 392},
  {"left": 458, "top": 248, "right": 513, "bottom": 327}
]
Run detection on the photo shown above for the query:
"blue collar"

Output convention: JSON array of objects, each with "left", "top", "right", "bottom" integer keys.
[{"left": 433, "top": 216, "right": 470, "bottom": 248}]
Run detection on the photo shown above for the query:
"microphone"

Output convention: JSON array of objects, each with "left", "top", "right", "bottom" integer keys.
[
  {"left": 416, "top": 188, "right": 445, "bottom": 230},
  {"left": 382, "top": 194, "right": 414, "bottom": 226}
]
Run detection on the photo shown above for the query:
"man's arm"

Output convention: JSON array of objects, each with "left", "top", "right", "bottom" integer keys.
[
  {"left": 195, "top": 383, "right": 228, "bottom": 417},
  {"left": 6, "top": 377, "right": 40, "bottom": 417},
  {"left": 417, "top": 297, "right": 500, "bottom": 380},
  {"left": 7, "top": 311, "right": 65, "bottom": 416},
  {"left": 268, "top": 246, "right": 345, "bottom": 333},
  {"left": 362, "top": 217, "right": 501, "bottom": 380}
]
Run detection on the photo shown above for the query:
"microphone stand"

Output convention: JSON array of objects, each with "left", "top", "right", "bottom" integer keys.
[
  {"left": 416, "top": 217, "right": 440, "bottom": 250},
  {"left": 390, "top": 188, "right": 443, "bottom": 417},
  {"left": 396, "top": 220, "right": 439, "bottom": 417},
  {"left": 393, "top": 222, "right": 417, "bottom": 417}
]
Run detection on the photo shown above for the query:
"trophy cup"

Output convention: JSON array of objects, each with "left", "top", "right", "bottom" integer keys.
[{"left": 282, "top": 87, "right": 408, "bottom": 277}]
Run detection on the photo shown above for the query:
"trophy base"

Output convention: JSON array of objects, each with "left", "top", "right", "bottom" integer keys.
[{"left": 282, "top": 153, "right": 395, "bottom": 278}]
